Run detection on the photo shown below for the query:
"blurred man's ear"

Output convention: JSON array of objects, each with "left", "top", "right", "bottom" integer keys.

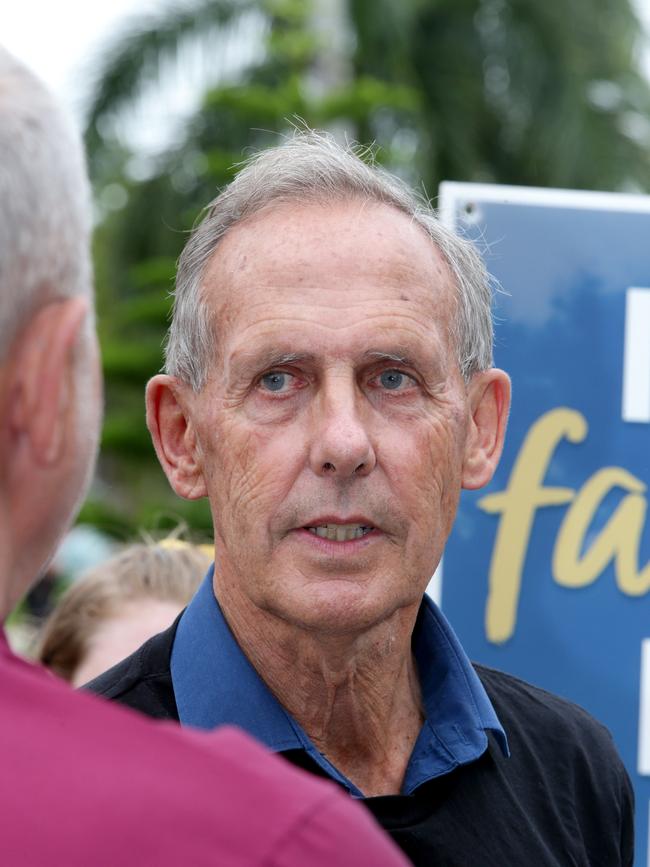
[
  {"left": 461, "top": 368, "right": 511, "bottom": 491},
  {"left": 8, "top": 297, "right": 89, "bottom": 467},
  {"left": 146, "top": 375, "right": 208, "bottom": 500}
]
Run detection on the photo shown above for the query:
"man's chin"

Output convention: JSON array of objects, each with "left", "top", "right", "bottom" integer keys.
[{"left": 267, "top": 580, "right": 415, "bottom": 636}]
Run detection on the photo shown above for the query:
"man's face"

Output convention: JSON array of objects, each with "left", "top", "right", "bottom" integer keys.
[{"left": 180, "top": 201, "right": 485, "bottom": 631}]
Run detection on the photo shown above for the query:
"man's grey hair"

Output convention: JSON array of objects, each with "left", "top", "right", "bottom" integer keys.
[
  {"left": 0, "top": 47, "right": 92, "bottom": 359},
  {"left": 166, "top": 131, "right": 493, "bottom": 389}
]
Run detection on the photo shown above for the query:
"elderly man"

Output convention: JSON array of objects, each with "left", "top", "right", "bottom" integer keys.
[
  {"left": 0, "top": 49, "right": 406, "bottom": 867},
  {"left": 89, "top": 134, "right": 634, "bottom": 865}
]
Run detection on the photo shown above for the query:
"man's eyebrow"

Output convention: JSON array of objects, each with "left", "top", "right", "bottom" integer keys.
[
  {"left": 230, "top": 349, "right": 316, "bottom": 374},
  {"left": 362, "top": 349, "right": 418, "bottom": 366}
]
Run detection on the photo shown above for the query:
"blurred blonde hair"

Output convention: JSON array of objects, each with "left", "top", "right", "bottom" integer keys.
[{"left": 38, "top": 541, "right": 211, "bottom": 682}]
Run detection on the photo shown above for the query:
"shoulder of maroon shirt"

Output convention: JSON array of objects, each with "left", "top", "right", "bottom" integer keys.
[{"left": 0, "top": 637, "right": 406, "bottom": 867}]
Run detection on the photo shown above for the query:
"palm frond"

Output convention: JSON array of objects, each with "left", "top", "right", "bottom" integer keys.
[{"left": 83, "top": 0, "right": 259, "bottom": 149}]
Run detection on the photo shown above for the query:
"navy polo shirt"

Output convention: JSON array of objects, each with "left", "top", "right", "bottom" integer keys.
[{"left": 171, "top": 566, "right": 508, "bottom": 797}]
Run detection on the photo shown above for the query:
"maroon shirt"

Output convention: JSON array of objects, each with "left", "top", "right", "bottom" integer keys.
[{"left": 0, "top": 630, "right": 406, "bottom": 866}]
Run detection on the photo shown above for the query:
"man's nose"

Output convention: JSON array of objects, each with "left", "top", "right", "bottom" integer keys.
[{"left": 309, "top": 381, "right": 376, "bottom": 479}]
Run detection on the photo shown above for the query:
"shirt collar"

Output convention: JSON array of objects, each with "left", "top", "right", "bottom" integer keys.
[
  {"left": 171, "top": 566, "right": 508, "bottom": 796},
  {"left": 171, "top": 566, "right": 302, "bottom": 752}
]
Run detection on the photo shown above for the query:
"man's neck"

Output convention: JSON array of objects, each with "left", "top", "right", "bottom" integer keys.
[
  {"left": 216, "top": 581, "right": 425, "bottom": 797},
  {"left": 0, "top": 502, "right": 14, "bottom": 622},
  {"left": 0, "top": 531, "right": 28, "bottom": 624}
]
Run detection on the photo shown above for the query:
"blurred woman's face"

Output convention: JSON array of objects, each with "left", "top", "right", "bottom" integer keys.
[{"left": 72, "top": 599, "right": 183, "bottom": 687}]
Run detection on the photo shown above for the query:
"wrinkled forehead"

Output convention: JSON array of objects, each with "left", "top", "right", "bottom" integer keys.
[{"left": 199, "top": 199, "right": 457, "bottom": 362}]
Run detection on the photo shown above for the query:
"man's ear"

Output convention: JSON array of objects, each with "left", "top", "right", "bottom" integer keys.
[
  {"left": 8, "top": 297, "right": 89, "bottom": 466},
  {"left": 145, "top": 374, "right": 208, "bottom": 500},
  {"left": 461, "top": 368, "right": 511, "bottom": 491}
]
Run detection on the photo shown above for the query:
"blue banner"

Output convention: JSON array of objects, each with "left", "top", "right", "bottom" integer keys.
[{"left": 439, "top": 183, "right": 650, "bottom": 865}]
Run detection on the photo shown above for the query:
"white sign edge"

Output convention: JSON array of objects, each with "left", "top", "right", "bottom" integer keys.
[{"left": 438, "top": 180, "right": 650, "bottom": 215}]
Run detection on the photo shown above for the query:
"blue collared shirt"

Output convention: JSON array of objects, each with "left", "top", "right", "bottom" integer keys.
[{"left": 171, "top": 566, "right": 509, "bottom": 797}]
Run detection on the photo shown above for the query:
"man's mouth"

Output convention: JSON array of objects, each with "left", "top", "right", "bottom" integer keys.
[{"left": 304, "top": 523, "right": 374, "bottom": 542}]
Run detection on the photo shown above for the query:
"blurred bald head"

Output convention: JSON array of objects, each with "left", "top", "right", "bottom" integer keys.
[{"left": 0, "top": 48, "right": 101, "bottom": 619}]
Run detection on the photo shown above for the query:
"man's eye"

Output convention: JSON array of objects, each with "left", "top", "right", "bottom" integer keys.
[
  {"left": 376, "top": 369, "right": 415, "bottom": 391},
  {"left": 260, "top": 371, "right": 293, "bottom": 393}
]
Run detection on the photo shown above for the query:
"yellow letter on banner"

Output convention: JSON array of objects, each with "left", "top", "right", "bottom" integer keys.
[
  {"left": 478, "top": 409, "right": 585, "bottom": 644},
  {"left": 554, "top": 468, "right": 650, "bottom": 595}
]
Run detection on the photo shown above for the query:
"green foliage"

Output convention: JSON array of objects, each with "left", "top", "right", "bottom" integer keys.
[{"left": 84, "top": 0, "right": 650, "bottom": 537}]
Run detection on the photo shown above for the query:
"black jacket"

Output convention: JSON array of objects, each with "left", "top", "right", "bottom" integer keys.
[{"left": 87, "top": 618, "right": 634, "bottom": 867}]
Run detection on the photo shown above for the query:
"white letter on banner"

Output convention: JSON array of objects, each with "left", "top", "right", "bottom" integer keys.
[
  {"left": 622, "top": 288, "right": 650, "bottom": 423},
  {"left": 638, "top": 639, "right": 650, "bottom": 775}
]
